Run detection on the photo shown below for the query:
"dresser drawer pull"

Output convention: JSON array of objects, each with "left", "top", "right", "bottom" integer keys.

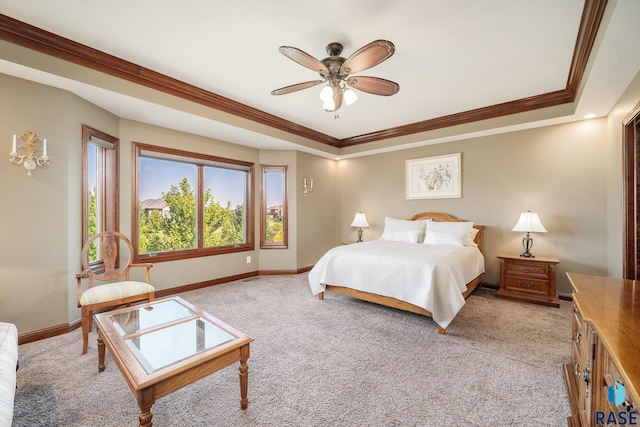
[
  {"left": 582, "top": 366, "right": 591, "bottom": 383},
  {"left": 522, "top": 267, "right": 530, "bottom": 273},
  {"left": 575, "top": 332, "right": 581, "bottom": 345},
  {"left": 516, "top": 280, "right": 536, "bottom": 289}
]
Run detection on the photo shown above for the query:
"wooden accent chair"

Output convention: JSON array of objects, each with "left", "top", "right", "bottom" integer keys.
[{"left": 76, "top": 231, "right": 154, "bottom": 354}]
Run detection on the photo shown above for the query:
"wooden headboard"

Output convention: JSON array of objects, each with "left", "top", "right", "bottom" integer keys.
[{"left": 409, "top": 212, "right": 484, "bottom": 251}]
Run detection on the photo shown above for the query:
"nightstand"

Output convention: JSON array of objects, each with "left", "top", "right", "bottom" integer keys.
[{"left": 496, "top": 253, "right": 560, "bottom": 307}]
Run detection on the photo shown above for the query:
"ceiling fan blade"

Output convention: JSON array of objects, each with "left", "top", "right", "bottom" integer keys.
[
  {"left": 340, "top": 40, "right": 395, "bottom": 75},
  {"left": 271, "top": 80, "right": 325, "bottom": 96},
  {"left": 346, "top": 76, "right": 399, "bottom": 96},
  {"left": 278, "top": 46, "right": 329, "bottom": 75}
]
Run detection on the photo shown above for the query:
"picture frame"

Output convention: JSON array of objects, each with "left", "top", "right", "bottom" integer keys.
[{"left": 405, "top": 153, "right": 461, "bottom": 199}]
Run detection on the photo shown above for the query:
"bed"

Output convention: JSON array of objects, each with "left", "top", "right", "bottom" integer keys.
[{"left": 308, "top": 212, "right": 485, "bottom": 334}]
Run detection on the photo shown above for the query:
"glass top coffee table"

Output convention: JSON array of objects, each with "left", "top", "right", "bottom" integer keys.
[{"left": 93, "top": 296, "right": 253, "bottom": 427}]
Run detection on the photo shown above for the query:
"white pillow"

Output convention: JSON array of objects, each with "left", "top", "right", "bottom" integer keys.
[
  {"left": 380, "top": 217, "right": 428, "bottom": 243},
  {"left": 424, "top": 230, "right": 466, "bottom": 246},
  {"left": 425, "top": 221, "right": 477, "bottom": 247},
  {"left": 381, "top": 229, "right": 422, "bottom": 244},
  {"left": 466, "top": 228, "right": 480, "bottom": 247}
]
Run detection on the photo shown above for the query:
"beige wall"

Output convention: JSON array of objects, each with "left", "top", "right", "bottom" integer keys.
[
  {"left": 605, "top": 70, "right": 640, "bottom": 278},
  {"left": 0, "top": 73, "right": 119, "bottom": 330},
  {"left": 3, "top": 66, "right": 640, "bottom": 336},
  {"left": 335, "top": 120, "right": 609, "bottom": 294},
  {"left": 255, "top": 150, "right": 339, "bottom": 272},
  {"left": 296, "top": 151, "right": 339, "bottom": 269},
  {"left": 0, "top": 74, "right": 337, "bottom": 334}
]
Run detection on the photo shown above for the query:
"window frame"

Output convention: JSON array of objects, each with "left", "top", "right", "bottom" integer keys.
[
  {"left": 260, "top": 165, "right": 288, "bottom": 249},
  {"left": 132, "top": 142, "right": 254, "bottom": 263},
  {"left": 81, "top": 125, "right": 119, "bottom": 272}
]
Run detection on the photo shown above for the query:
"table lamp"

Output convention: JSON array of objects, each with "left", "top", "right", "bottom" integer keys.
[
  {"left": 512, "top": 211, "right": 547, "bottom": 258},
  {"left": 350, "top": 212, "right": 370, "bottom": 243}
]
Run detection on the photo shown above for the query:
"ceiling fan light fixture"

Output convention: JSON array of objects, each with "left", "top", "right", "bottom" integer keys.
[
  {"left": 344, "top": 88, "right": 358, "bottom": 106},
  {"left": 323, "top": 98, "right": 335, "bottom": 111},
  {"left": 319, "top": 85, "right": 333, "bottom": 101}
]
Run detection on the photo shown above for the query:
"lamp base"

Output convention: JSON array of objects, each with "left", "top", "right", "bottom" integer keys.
[
  {"left": 356, "top": 228, "right": 363, "bottom": 243},
  {"left": 520, "top": 233, "right": 534, "bottom": 257}
]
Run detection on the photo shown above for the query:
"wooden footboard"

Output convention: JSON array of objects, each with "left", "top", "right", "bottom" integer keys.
[{"left": 317, "top": 274, "right": 483, "bottom": 335}]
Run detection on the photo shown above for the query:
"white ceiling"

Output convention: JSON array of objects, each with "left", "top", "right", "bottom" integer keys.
[{"left": 1, "top": 0, "right": 639, "bottom": 158}]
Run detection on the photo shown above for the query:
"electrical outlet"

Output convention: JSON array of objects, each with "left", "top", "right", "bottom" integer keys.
[{"left": 246, "top": 255, "right": 251, "bottom": 264}]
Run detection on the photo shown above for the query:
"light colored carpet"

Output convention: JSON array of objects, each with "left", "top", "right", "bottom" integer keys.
[{"left": 13, "top": 274, "right": 572, "bottom": 426}]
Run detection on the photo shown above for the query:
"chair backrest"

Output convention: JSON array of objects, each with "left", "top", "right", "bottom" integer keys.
[{"left": 81, "top": 231, "right": 135, "bottom": 286}]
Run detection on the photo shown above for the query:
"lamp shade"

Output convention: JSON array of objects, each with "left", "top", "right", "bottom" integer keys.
[
  {"left": 512, "top": 211, "right": 547, "bottom": 233},
  {"left": 343, "top": 88, "right": 358, "bottom": 106},
  {"left": 319, "top": 85, "right": 333, "bottom": 101},
  {"left": 351, "top": 212, "right": 370, "bottom": 228}
]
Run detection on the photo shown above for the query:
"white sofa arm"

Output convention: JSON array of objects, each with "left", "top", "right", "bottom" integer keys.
[{"left": 0, "top": 322, "right": 18, "bottom": 427}]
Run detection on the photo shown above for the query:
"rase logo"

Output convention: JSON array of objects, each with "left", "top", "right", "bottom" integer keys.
[{"left": 595, "top": 382, "right": 637, "bottom": 425}]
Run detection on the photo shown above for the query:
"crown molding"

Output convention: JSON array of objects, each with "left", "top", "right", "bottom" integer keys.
[{"left": 0, "top": 0, "right": 607, "bottom": 149}]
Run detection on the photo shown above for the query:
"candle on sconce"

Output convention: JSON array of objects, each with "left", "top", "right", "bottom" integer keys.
[
  {"left": 11, "top": 134, "right": 16, "bottom": 155},
  {"left": 43, "top": 139, "right": 47, "bottom": 157}
]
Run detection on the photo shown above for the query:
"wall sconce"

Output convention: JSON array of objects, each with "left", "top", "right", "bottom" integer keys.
[
  {"left": 303, "top": 177, "right": 313, "bottom": 196},
  {"left": 10, "top": 132, "right": 50, "bottom": 176}
]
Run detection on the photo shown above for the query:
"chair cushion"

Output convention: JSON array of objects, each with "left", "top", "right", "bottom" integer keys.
[{"left": 80, "top": 281, "right": 155, "bottom": 306}]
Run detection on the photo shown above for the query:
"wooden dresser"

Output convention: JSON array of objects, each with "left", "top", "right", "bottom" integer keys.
[{"left": 564, "top": 273, "right": 639, "bottom": 426}]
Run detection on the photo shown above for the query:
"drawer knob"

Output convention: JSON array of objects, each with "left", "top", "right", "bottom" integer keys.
[
  {"left": 517, "top": 280, "right": 535, "bottom": 289},
  {"left": 575, "top": 332, "right": 582, "bottom": 345},
  {"left": 522, "top": 267, "right": 531, "bottom": 273}
]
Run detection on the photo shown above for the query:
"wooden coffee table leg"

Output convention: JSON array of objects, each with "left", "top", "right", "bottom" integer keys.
[
  {"left": 239, "top": 344, "right": 250, "bottom": 409},
  {"left": 97, "top": 333, "right": 106, "bottom": 372},
  {"left": 137, "top": 388, "right": 156, "bottom": 427}
]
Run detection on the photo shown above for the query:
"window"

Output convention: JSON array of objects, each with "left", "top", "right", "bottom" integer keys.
[
  {"left": 133, "top": 142, "right": 254, "bottom": 262},
  {"left": 82, "top": 125, "right": 119, "bottom": 266},
  {"left": 261, "top": 165, "right": 287, "bottom": 248}
]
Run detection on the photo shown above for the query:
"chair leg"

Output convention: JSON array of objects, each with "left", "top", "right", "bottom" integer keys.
[{"left": 81, "top": 306, "right": 91, "bottom": 355}]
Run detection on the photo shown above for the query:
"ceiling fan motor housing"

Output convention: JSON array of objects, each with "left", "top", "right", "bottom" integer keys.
[{"left": 326, "top": 42, "right": 343, "bottom": 56}]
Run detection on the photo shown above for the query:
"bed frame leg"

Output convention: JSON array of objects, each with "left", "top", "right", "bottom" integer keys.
[
  {"left": 318, "top": 292, "right": 324, "bottom": 301},
  {"left": 438, "top": 326, "right": 446, "bottom": 335}
]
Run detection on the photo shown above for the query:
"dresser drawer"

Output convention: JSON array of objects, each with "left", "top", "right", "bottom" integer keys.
[
  {"left": 504, "top": 276, "right": 549, "bottom": 295},
  {"left": 505, "top": 261, "right": 549, "bottom": 278},
  {"left": 573, "top": 309, "right": 584, "bottom": 337}
]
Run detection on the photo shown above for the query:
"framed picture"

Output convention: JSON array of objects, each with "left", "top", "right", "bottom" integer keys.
[{"left": 406, "top": 153, "right": 461, "bottom": 199}]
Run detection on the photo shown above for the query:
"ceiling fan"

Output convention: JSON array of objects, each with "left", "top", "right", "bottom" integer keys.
[{"left": 271, "top": 40, "right": 400, "bottom": 113}]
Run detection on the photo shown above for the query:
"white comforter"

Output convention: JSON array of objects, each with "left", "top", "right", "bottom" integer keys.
[{"left": 308, "top": 240, "right": 485, "bottom": 329}]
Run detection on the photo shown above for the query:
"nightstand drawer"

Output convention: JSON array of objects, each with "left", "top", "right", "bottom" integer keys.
[
  {"left": 505, "top": 262, "right": 548, "bottom": 278},
  {"left": 504, "top": 277, "right": 549, "bottom": 295}
]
